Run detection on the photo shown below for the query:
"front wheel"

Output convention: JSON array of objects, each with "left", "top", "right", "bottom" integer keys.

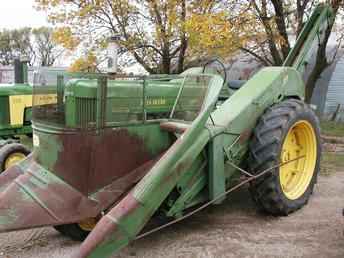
[
  {"left": 54, "top": 218, "right": 98, "bottom": 241},
  {"left": 0, "top": 143, "right": 30, "bottom": 173},
  {"left": 248, "top": 99, "right": 321, "bottom": 215}
]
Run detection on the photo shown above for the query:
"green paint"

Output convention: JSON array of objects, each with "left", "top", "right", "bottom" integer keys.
[
  {"left": 0, "top": 85, "right": 32, "bottom": 137},
  {"left": 31, "top": 128, "right": 62, "bottom": 172},
  {"left": 126, "top": 123, "right": 171, "bottom": 155},
  {"left": 208, "top": 134, "right": 226, "bottom": 204}
]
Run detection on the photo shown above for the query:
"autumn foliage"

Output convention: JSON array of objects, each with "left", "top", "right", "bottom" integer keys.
[
  {"left": 35, "top": 0, "right": 253, "bottom": 73},
  {"left": 35, "top": 0, "right": 342, "bottom": 102},
  {"left": 69, "top": 52, "right": 98, "bottom": 72}
]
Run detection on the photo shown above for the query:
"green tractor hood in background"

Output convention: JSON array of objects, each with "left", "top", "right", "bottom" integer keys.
[{"left": 0, "top": 60, "right": 32, "bottom": 136}]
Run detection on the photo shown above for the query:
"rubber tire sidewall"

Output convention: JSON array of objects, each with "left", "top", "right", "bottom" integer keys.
[
  {"left": 275, "top": 106, "right": 321, "bottom": 209},
  {"left": 0, "top": 143, "right": 30, "bottom": 172},
  {"left": 248, "top": 99, "right": 322, "bottom": 215}
]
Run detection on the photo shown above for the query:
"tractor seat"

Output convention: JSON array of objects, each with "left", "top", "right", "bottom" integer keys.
[{"left": 227, "top": 80, "right": 247, "bottom": 90}]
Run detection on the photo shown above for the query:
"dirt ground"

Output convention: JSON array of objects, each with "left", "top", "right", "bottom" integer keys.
[{"left": 0, "top": 170, "right": 343, "bottom": 258}]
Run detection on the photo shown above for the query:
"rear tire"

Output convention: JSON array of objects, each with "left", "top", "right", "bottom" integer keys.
[
  {"left": 248, "top": 99, "right": 321, "bottom": 215},
  {"left": 0, "top": 143, "right": 30, "bottom": 172}
]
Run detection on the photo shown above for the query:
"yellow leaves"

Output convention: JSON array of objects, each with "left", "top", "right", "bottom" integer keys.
[
  {"left": 77, "top": 4, "right": 96, "bottom": 18},
  {"left": 34, "top": 0, "right": 61, "bottom": 8},
  {"left": 186, "top": 12, "right": 244, "bottom": 58},
  {"left": 35, "top": 0, "right": 265, "bottom": 73},
  {"left": 69, "top": 52, "right": 98, "bottom": 72},
  {"left": 52, "top": 27, "right": 80, "bottom": 50}
]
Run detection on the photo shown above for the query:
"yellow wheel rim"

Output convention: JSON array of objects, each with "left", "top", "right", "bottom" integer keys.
[
  {"left": 279, "top": 120, "right": 317, "bottom": 200},
  {"left": 4, "top": 153, "right": 26, "bottom": 170},
  {"left": 78, "top": 218, "right": 97, "bottom": 232}
]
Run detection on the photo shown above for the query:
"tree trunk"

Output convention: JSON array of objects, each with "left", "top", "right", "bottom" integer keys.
[
  {"left": 271, "top": 0, "right": 291, "bottom": 59},
  {"left": 304, "top": 1, "right": 340, "bottom": 102},
  {"left": 176, "top": 0, "right": 187, "bottom": 74},
  {"left": 160, "top": 48, "right": 171, "bottom": 74},
  {"left": 176, "top": 39, "right": 187, "bottom": 73},
  {"left": 304, "top": 26, "right": 331, "bottom": 102}
]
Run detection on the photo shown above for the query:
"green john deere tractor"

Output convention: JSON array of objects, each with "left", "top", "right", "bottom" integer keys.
[
  {"left": 0, "top": 59, "right": 33, "bottom": 172},
  {"left": 0, "top": 59, "right": 59, "bottom": 172},
  {"left": 0, "top": 4, "right": 335, "bottom": 258}
]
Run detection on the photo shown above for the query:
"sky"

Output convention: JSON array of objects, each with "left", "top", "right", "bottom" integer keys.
[
  {"left": 0, "top": 1, "right": 144, "bottom": 73},
  {"left": 0, "top": 0, "right": 48, "bottom": 29}
]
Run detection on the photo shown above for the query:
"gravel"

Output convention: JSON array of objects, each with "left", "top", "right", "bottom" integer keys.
[{"left": 1, "top": 171, "right": 344, "bottom": 258}]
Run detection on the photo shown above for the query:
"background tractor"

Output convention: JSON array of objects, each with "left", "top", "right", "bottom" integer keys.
[
  {"left": 0, "top": 4, "right": 335, "bottom": 258},
  {"left": 0, "top": 59, "right": 32, "bottom": 172},
  {"left": 0, "top": 59, "right": 58, "bottom": 172}
]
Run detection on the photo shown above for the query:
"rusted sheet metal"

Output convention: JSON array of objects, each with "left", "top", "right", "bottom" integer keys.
[
  {"left": 44, "top": 128, "right": 155, "bottom": 195},
  {"left": 91, "top": 155, "right": 162, "bottom": 210},
  {"left": 0, "top": 154, "right": 34, "bottom": 192},
  {"left": 0, "top": 164, "right": 23, "bottom": 192},
  {"left": 0, "top": 146, "right": 161, "bottom": 233},
  {"left": 77, "top": 193, "right": 141, "bottom": 258},
  {"left": 108, "top": 192, "right": 140, "bottom": 220},
  {"left": 0, "top": 162, "right": 99, "bottom": 232}
]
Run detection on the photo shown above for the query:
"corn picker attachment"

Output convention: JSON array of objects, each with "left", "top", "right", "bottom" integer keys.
[{"left": 0, "top": 3, "right": 335, "bottom": 258}]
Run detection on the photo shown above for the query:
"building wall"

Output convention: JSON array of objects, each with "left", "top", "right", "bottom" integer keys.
[
  {"left": 310, "top": 61, "right": 337, "bottom": 116},
  {"left": 0, "top": 66, "right": 67, "bottom": 84},
  {"left": 0, "top": 66, "right": 15, "bottom": 83},
  {"left": 323, "top": 56, "right": 344, "bottom": 121},
  {"left": 308, "top": 31, "right": 341, "bottom": 117}
]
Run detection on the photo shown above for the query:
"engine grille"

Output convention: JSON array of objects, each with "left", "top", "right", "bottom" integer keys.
[{"left": 75, "top": 97, "right": 96, "bottom": 128}]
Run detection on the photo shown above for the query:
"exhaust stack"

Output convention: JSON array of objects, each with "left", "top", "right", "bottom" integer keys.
[
  {"left": 107, "top": 36, "right": 120, "bottom": 74},
  {"left": 13, "top": 57, "right": 29, "bottom": 84}
]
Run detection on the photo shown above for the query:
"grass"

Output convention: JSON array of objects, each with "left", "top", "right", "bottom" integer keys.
[
  {"left": 320, "top": 152, "right": 344, "bottom": 176},
  {"left": 320, "top": 120, "right": 344, "bottom": 137}
]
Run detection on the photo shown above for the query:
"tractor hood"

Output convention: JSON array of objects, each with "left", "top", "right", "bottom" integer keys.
[{"left": 0, "top": 83, "right": 32, "bottom": 96}]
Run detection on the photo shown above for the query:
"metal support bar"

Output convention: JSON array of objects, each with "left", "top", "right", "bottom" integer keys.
[
  {"left": 226, "top": 160, "right": 254, "bottom": 177},
  {"left": 208, "top": 135, "right": 226, "bottom": 204},
  {"left": 222, "top": 135, "right": 254, "bottom": 176},
  {"left": 142, "top": 76, "right": 147, "bottom": 123},
  {"left": 96, "top": 76, "right": 107, "bottom": 132},
  {"left": 170, "top": 75, "right": 187, "bottom": 119},
  {"left": 56, "top": 75, "right": 64, "bottom": 114}
]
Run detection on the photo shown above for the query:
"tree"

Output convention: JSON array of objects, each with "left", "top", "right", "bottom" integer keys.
[
  {"left": 0, "top": 30, "right": 13, "bottom": 65},
  {"left": 0, "top": 27, "right": 63, "bottom": 66},
  {"left": 32, "top": 27, "right": 64, "bottom": 66},
  {"left": 35, "top": 0, "right": 247, "bottom": 74},
  {"left": 69, "top": 51, "right": 98, "bottom": 72},
  {"left": 0, "top": 28, "right": 34, "bottom": 65},
  {"left": 228, "top": 0, "right": 343, "bottom": 102},
  {"left": 35, "top": 0, "right": 343, "bottom": 102}
]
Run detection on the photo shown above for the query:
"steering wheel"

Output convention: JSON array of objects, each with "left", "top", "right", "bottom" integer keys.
[{"left": 202, "top": 59, "right": 227, "bottom": 86}]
